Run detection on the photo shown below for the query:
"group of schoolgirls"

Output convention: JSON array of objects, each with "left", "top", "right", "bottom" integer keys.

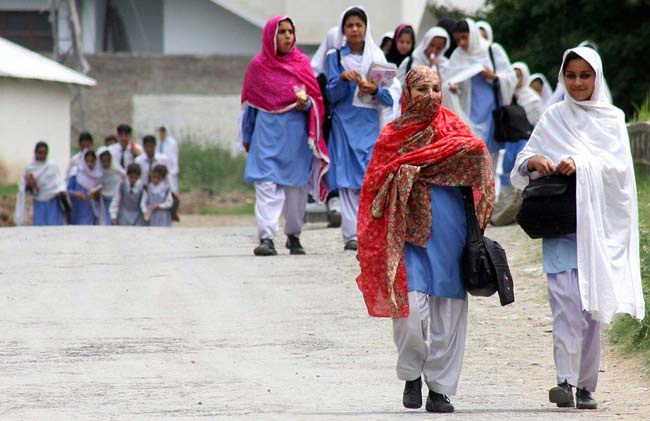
[{"left": 15, "top": 124, "right": 179, "bottom": 228}]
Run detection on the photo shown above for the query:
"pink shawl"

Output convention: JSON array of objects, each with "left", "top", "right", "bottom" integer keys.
[{"left": 241, "top": 16, "right": 330, "bottom": 201}]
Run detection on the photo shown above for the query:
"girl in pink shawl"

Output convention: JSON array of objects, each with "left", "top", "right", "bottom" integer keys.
[{"left": 240, "top": 16, "right": 329, "bottom": 257}]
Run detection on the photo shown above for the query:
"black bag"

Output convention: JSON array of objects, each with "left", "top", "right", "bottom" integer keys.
[
  {"left": 461, "top": 187, "right": 515, "bottom": 306},
  {"left": 57, "top": 192, "right": 72, "bottom": 221},
  {"left": 516, "top": 173, "right": 576, "bottom": 239},
  {"left": 488, "top": 45, "right": 533, "bottom": 142}
]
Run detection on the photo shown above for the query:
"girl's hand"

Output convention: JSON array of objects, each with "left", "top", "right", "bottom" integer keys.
[
  {"left": 73, "top": 191, "right": 86, "bottom": 200},
  {"left": 527, "top": 156, "right": 555, "bottom": 176},
  {"left": 358, "top": 79, "right": 378, "bottom": 95},
  {"left": 481, "top": 67, "right": 498, "bottom": 81},
  {"left": 555, "top": 158, "right": 576, "bottom": 176},
  {"left": 449, "top": 83, "right": 459, "bottom": 94},
  {"left": 429, "top": 56, "right": 439, "bottom": 66},
  {"left": 296, "top": 94, "right": 309, "bottom": 111},
  {"left": 341, "top": 69, "right": 362, "bottom": 82}
]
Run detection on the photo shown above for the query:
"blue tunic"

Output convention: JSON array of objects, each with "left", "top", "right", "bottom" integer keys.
[
  {"left": 326, "top": 46, "right": 393, "bottom": 190},
  {"left": 33, "top": 197, "right": 63, "bottom": 226},
  {"left": 499, "top": 139, "right": 528, "bottom": 188},
  {"left": 404, "top": 186, "right": 467, "bottom": 299},
  {"left": 242, "top": 104, "right": 312, "bottom": 187},
  {"left": 470, "top": 74, "right": 502, "bottom": 154},
  {"left": 67, "top": 176, "right": 97, "bottom": 225}
]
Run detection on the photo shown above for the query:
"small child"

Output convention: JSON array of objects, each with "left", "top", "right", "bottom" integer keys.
[
  {"left": 141, "top": 164, "right": 173, "bottom": 227},
  {"left": 110, "top": 163, "right": 145, "bottom": 226}
]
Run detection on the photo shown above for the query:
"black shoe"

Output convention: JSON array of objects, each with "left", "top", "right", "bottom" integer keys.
[
  {"left": 285, "top": 235, "right": 306, "bottom": 255},
  {"left": 402, "top": 377, "right": 422, "bottom": 409},
  {"left": 549, "top": 380, "right": 574, "bottom": 408},
  {"left": 425, "top": 390, "right": 454, "bottom": 413},
  {"left": 576, "top": 388, "right": 598, "bottom": 409},
  {"left": 344, "top": 240, "right": 358, "bottom": 251},
  {"left": 327, "top": 210, "right": 342, "bottom": 228},
  {"left": 253, "top": 239, "right": 277, "bottom": 256}
]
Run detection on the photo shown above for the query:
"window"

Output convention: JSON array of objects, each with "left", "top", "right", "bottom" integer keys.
[{"left": 0, "top": 11, "right": 53, "bottom": 52}]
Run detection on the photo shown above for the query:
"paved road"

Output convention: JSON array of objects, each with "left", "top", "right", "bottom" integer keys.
[{"left": 0, "top": 224, "right": 648, "bottom": 420}]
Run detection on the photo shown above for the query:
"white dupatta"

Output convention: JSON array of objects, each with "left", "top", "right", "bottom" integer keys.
[
  {"left": 511, "top": 47, "right": 645, "bottom": 324},
  {"left": 311, "top": 26, "right": 339, "bottom": 76},
  {"left": 397, "top": 26, "right": 450, "bottom": 84},
  {"left": 14, "top": 158, "right": 66, "bottom": 225}
]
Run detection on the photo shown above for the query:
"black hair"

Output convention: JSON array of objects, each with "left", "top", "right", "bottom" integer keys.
[
  {"left": 380, "top": 36, "right": 392, "bottom": 50},
  {"left": 151, "top": 164, "right": 168, "bottom": 178},
  {"left": 386, "top": 24, "right": 416, "bottom": 66},
  {"left": 142, "top": 135, "right": 157, "bottom": 146},
  {"left": 117, "top": 124, "right": 132, "bottom": 135},
  {"left": 84, "top": 150, "right": 97, "bottom": 160},
  {"left": 158, "top": 126, "right": 167, "bottom": 133},
  {"left": 437, "top": 18, "right": 457, "bottom": 58},
  {"left": 342, "top": 7, "right": 367, "bottom": 27},
  {"left": 34, "top": 141, "right": 48, "bottom": 152},
  {"left": 126, "top": 163, "right": 141, "bottom": 175},
  {"left": 104, "top": 135, "right": 117, "bottom": 144},
  {"left": 562, "top": 51, "right": 584, "bottom": 75},
  {"left": 78, "top": 131, "right": 93, "bottom": 144},
  {"left": 452, "top": 19, "right": 469, "bottom": 34},
  {"left": 99, "top": 149, "right": 112, "bottom": 159}
]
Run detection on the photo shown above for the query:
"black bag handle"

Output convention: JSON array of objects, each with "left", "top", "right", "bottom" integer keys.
[
  {"left": 461, "top": 186, "right": 484, "bottom": 238},
  {"left": 487, "top": 45, "right": 501, "bottom": 108}
]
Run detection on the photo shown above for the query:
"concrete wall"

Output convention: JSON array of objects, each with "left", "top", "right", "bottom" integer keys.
[
  {"left": 110, "top": 0, "right": 164, "bottom": 53},
  {"left": 0, "top": 79, "right": 71, "bottom": 183},
  {"left": 163, "top": 0, "right": 261, "bottom": 55},
  {"left": 0, "top": 0, "right": 48, "bottom": 10}
]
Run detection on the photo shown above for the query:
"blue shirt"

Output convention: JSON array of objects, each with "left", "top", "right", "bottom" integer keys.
[
  {"left": 404, "top": 186, "right": 467, "bottom": 299},
  {"left": 470, "top": 74, "right": 503, "bottom": 154}
]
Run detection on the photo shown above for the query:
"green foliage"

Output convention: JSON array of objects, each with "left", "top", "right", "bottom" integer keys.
[
  {"left": 200, "top": 202, "right": 254, "bottom": 216},
  {"left": 632, "top": 90, "right": 650, "bottom": 123},
  {"left": 178, "top": 138, "right": 252, "bottom": 195},
  {"left": 428, "top": 2, "right": 472, "bottom": 21},
  {"left": 484, "top": 0, "right": 650, "bottom": 119},
  {"left": 0, "top": 184, "right": 18, "bottom": 197}
]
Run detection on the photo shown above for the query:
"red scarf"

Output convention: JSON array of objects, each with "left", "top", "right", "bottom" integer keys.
[{"left": 356, "top": 66, "right": 495, "bottom": 318}]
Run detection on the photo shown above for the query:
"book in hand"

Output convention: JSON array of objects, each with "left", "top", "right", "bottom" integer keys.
[{"left": 357, "top": 61, "right": 397, "bottom": 106}]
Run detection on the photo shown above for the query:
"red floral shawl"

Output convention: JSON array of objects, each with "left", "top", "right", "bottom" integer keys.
[{"left": 356, "top": 66, "right": 495, "bottom": 318}]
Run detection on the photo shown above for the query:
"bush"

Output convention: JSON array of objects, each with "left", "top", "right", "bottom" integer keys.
[{"left": 178, "top": 139, "right": 252, "bottom": 195}]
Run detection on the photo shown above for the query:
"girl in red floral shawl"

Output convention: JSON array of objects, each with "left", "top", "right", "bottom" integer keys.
[{"left": 357, "top": 66, "right": 495, "bottom": 413}]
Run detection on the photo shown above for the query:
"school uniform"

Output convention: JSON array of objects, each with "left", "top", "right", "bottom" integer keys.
[
  {"left": 15, "top": 159, "right": 67, "bottom": 226},
  {"left": 396, "top": 27, "right": 450, "bottom": 86},
  {"left": 157, "top": 134, "right": 180, "bottom": 193},
  {"left": 141, "top": 182, "right": 173, "bottom": 227},
  {"left": 110, "top": 179, "right": 145, "bottom": 226},
  {"left": 135, "top": 153, "right": 169, "bottom": 185},
  {"left": 67, "top": 175, "right": 102, "bottom": 225},
  {"left": 109, "top": 142, "right": 143, "bottom": 169}
]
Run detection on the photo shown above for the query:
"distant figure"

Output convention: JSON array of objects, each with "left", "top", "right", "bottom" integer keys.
[
  {"left": 104, "top": 135, "right": 118, "bottom": 146},
  {"left": 67, "top": 150, "right": 105, "bottom": 225},
  {"left": 110, "top": 163, "right": 145, "bottom": 226},
  {"left": 379, "top": 32, "right": 393, "bottom": 55},
  {"left": 528, "top": 72, "right": 553, "bottom": 106},
  {"left": 15, "top": 141, "right": 67, "bottom": 226},
  {"left": 385, "top": 24, "right": 416, "bottom": 67},
  {"left": 397, "top": 26, "right": 450, "bottom": 85},
  {"left": 109, "top": 124, "right": 142, "bottom": 169},
  {"left": 156, "top": 126, "right": 179, "bottom": 194},
  {"left": 141, "top": 164, "right": 173, "bottom": 227},
  {"left": 66, "top": 131, "right": 93, "bottom": 180},
  {"left": 135, "top": 135, "right": 169, "bottom": 186},
  {"left": 98, "top": 146, "right": 126, "bottom": 224}
]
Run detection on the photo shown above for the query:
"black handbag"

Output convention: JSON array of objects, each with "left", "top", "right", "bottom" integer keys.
[
  {"left": 461, "top": 187, "right": 515, "bottom": 306},
  {"left": 488, "top": 45, "right": 533, "bottom": 142},
  {"left": 516, "top": 173, "right": 576, "bottom": 239}
]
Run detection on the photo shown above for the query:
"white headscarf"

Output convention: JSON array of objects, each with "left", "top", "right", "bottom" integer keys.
[
  {"left": 311, "top": 26, "right": 339, "bottom": 75},
  {"left": 76, "top": 151, "right": 103, "bottom": 191},
  {"left": 528, "top": 72, "right": 553, "bottom": 105},
  {"left": 512, "top": 61, "right": 542, "bottom": 125},
  {"left": 97, "top": 146, "right": 126, "bottom": 198},
  {"left": 14, "top": 146, "right": 66, "bottom": 225},
  {"left": 397, "top": 26, "right": 450, "bottom": 84},
  {"left": 511, "top": 47, "right": 645, "bottom": 324},
  {"left": 443, "top": 18, "right": 517, "bottom": 130},
  {"left": 476, "top": 20, "right": 493, "bottom": 43},
  {"left": 335, "top": 5, "right": 401, "bottom": 126}
]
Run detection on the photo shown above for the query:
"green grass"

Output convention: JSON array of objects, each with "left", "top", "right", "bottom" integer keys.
[
  {"left": 608, "top": 169, "right": 650, "bottom": 372},
  {"left": 178, "top": 139, "right": 252, "bottom": 195},
  {"left": 0, "top": 184, "right": 18, "bottom": 197},
  {"left": 200, "top": 202, "right": 254, "bottom": 216},
  {"left": 632, "top": 90, "right": 650, "bottom": 123}
]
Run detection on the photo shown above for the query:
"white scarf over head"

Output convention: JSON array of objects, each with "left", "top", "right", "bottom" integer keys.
[
  {"left": 334, "top": 5, "right": 401, "bottom": 127},
  {"left": 397, "top": 26, "right": 450, "bottom": 84},
  {"left": 512, "top": 61, "right": 542, "bottom": 125},
  {"left": 511, "top": 47, "right": 645, "bottom": 324},
  {"left": 311, "top": 26, "right": 339, "bottom": 76},
  {"left": 476, "top": 20, "right": 493, "bottom": 43},
  {"left": 528, "top": 72, "right": 553, "bottom": 105},
  {"left": 14, "top": 154, "right": 66, "bottom": 225},
  {"left": 76, "top": 152, "right": 103, "bottom": 191},
  {"left": 442, "top": 18, "right": 517, "bottom": 130},
  {"left": 97, "top": 146, "right": 126, "bottom": 198}
]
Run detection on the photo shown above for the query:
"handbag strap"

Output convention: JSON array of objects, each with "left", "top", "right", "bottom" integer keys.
[
  {"left": 487, "top": 44, "right": 501, "bottom": 108},
  {"left": 461, "top": 186, "right": 484, "bottom": 238}
]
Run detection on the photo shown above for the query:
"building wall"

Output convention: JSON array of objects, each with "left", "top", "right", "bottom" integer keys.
[
  {"left": 163, "top": 0, "right": 261, "bottom": 55},
  {"left": 0, "top": 79, "right": 71, "bottom": 183},
  {"left": 110, "top": 0, "right": 164, "bottom": 53},
  {"left": 0, "top": 0, "right": 48, "bottom": 10}
]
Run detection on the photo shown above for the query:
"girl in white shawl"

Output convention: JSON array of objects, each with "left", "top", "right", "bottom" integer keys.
[
  {"left": 98, "top": 146, "right": 126, "bottom": 225},
  {"left": 511, "top": 47, "right": 645, "bottom": 410},
  {"left": 396, "top": 26, "right": 450, "bottom": 85},
  {"left": 443, "top": 18, "right": 517, "bottom": 167},
  {"left": 324, "top": 5, "right": 401, "bottom": 250},
  {"left": 67, "top": 150, "right": 106, "bottom": 225},
  {"left": 14, "top": 141, "right": 67, "bottom": 226},
  {"left": 529, "top": 72, "right": 553, "bottom": 106}
]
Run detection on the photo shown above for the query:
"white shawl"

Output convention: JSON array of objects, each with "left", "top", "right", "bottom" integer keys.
[
  {"left": 512, "top": 61, "right": 542, "bottom": 125},
  {"left": 476, "top": 20, "right": 493, "bottom": 43},
  {"left": 442, "top": 18, "right": 517, "bottom": 132},
  {"left": 14, "top": 158, "right": 66, "bottom": 225},
  {"left": 311, "top": 26, "right": 339, "bottom": 76},
  {"left": 511, "top": 47, "right": 645, "bottom": 324},
  {"left": 98, "top": 146, "right": 126, "bottom": 198},
  {"left": 335, "top": 5, "right": 401, "bottom": 127},
  {"left": 397, "top": 26, "right": 450, "bottom": 84},
  {"left": 528, "top": 72, "right": 553, "bottom": 106}
]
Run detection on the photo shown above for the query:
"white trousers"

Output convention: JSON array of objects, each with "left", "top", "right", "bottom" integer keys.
[
  {"left": 255, "top": 182, "right": 308, "bottom": 240},
  {"left": 392, "top": 291, "right": 468, "bottom": 395},
  {"left": 547, "top": 269, "right": 601, "bottom": 392},
  {"left": 339, "top": 188, "right": 360, "bottom": 242}
]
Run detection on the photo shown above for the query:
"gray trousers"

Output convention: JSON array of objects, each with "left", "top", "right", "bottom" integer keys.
[
  {"left": 392, "top": 291, "right": 468, "bottom": 395},
  {"left": 340, "top": 188, "right": 360, "bottom": 242},
  {"left": 254, "top": 182, "right": 308, "bottom": 240},
  {"left": 547, "top": 269, "right": 601, "bottom": 392}
]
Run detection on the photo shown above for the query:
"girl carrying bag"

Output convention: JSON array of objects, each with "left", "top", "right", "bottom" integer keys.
[{"left": 461, "top": 187, "right": 515, "bottom": 306}]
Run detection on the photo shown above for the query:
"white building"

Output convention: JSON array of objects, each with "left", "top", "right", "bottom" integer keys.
[{"left": 0, "top": 37, "right": 95, "bottom": 183}]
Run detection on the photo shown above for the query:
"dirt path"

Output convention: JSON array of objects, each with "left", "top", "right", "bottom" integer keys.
[{"left": 0, "top": 222, "right": 647, "bottom": 420}]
